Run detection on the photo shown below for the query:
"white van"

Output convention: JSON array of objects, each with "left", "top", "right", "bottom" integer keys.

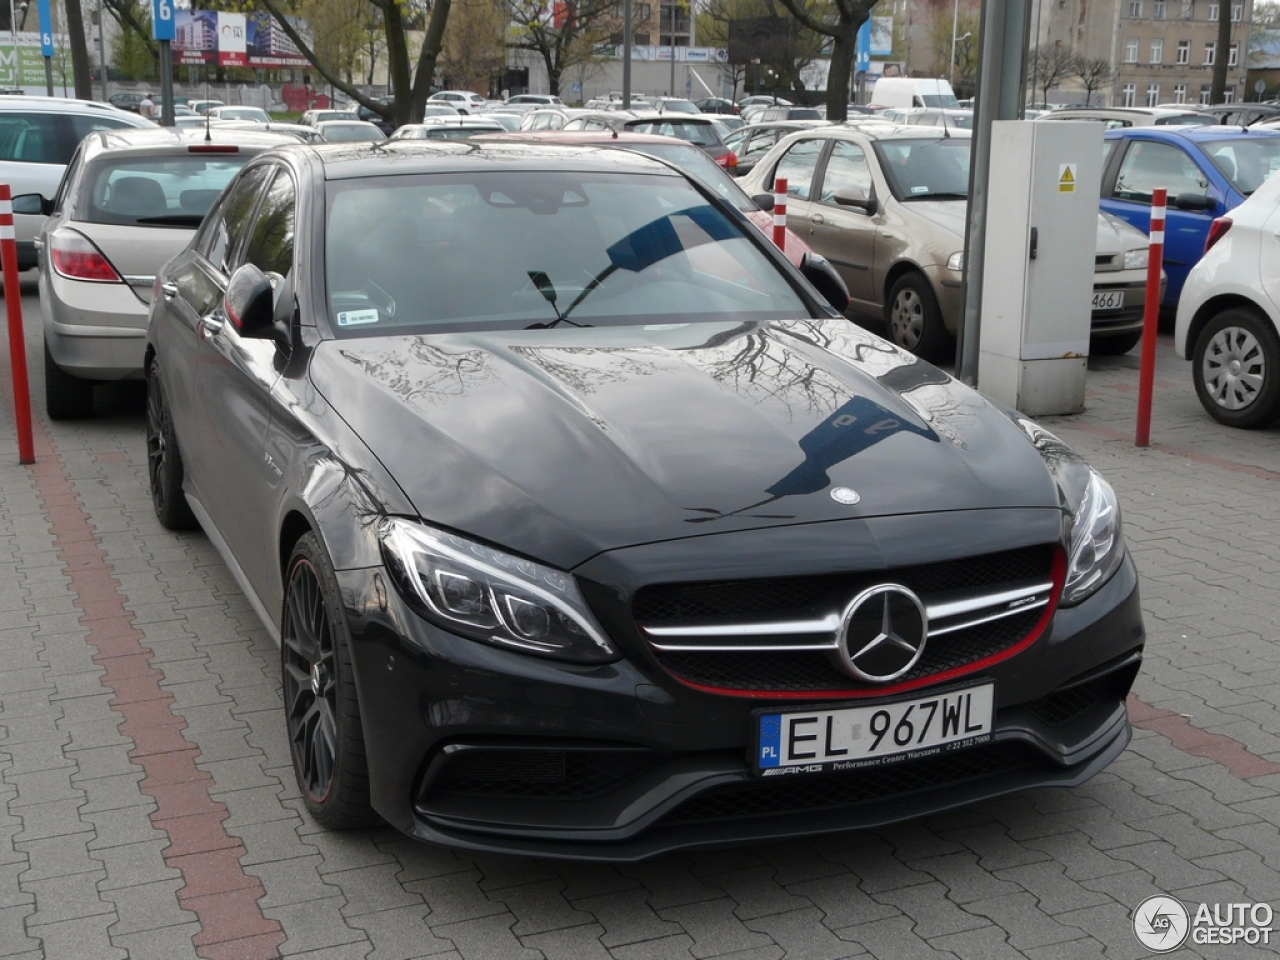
[{"left": 870, "top": 78, "right": 959, "bottom": 110}]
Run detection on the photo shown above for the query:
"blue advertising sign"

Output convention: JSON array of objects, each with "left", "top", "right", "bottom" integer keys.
[
  {"left": 855, "top": 20, "right": 871, "bottom": 72},
  {"left": 152, "top": 0, "right": 176, "bottom": 41},
  {"left": 37, "top": 0, "right": 54, "bottom": 57}
]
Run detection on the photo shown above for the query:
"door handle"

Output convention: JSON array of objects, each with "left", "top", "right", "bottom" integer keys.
[
  {"left": 161, "top": 282, "right": 178, "bottom": 299},
  {"left": 32, "top": 238, "right": 43, "bottom": 250},
  {"left": 811, "top": 214, "right": 825, "bottom": 225},
  {"left": 199, "top": 316, "right": 224, "bottom": 338}
]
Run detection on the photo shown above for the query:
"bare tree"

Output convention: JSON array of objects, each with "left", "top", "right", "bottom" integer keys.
[
  {"left": 1073, "top": 56, "right": 1112, "bottom": 105},
  {"left": 441, "top": 0, "right": 508, "bottom": 90},
  {"left": 1029, "top": 44, "right": 1074, "bottom": 105},
  {"left": 772, "top": 0, "right": 879, "bottom": 121},
  {"left": 504, "top": 0, "right": 615, "bottom": 97},
  {"left": 1209, "top": 0, "right": 1231, "bottom": 103}
]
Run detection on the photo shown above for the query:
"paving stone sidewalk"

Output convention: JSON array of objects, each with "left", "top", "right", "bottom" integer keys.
[{"left": 2, "top": 277, "right": 1278, "bottom": 959}]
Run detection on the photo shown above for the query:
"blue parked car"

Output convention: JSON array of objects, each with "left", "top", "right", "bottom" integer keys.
[{"left": 1101, "top": 127, "right": 1280, "bottom": 306}]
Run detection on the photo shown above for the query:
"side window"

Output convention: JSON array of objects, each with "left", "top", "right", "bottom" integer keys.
[
  {"left": 198, "top": 165, "right": 273, "bottom": 274},
  {"left": 744, "top": 130, "right": 779, "bottom": 158},
  {"left": 773, "top": 139, "right": 824, "bottom": 201},
  {"left": 1112, "top": 141, "right": 1207, "bottom": 203},
  {"left": 241, "top": 170, "right": 296, "bottom": 278},
  {"left": 52, "top": 144, "right": 84, "bottom": 214},
  {"left": 69, "top": 114, "right": 138, "bottom": 142},
  {"left": 819, "top": 141, "right": 873, "bottom": 203},
  {"left": 0, "top": 112, "right": 63, "bottom": 164}
]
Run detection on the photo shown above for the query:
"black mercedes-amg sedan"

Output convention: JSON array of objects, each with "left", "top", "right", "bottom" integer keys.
[{"left": 145, "top": 140, "right": 1144, "bottom": 860}]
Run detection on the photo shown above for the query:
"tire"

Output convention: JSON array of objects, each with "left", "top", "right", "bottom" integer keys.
[
  {"left": 282, "top": 532, "right": 376, "bottom": 829},
  {"left": 1090, "top": 331, "right": 1143, "bottom": 356},
  {"left": 886, "top": 273, "right": 953, "bottom": 363},
  {"left": 1192, "top": 307, "right": 1280, "bottom": 429},
  {"left": 45, "top": 341, "right": 95, "bottom": 420},
  {"left": 145, "top": 359, "right": 198, "bottom": 530}
]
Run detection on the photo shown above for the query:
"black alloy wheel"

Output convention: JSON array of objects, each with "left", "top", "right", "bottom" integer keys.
[
  {"left": 145, "top": 359, "right": 196, "bottom": 529},
  {"left": 1192, "top": 307, "right": 1280, "bottom": 429},
  {"left": 282, "top": 533, "right": 375, "bottom": 828}
]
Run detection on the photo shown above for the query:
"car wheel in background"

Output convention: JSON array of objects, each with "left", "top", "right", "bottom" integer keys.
[
  {"left": 1192, "top": 307, "right": 1280, "bottom": 428},
  {"left": 45, "top": 342, "right": 95, "bottom": 420},
  {"left": 887, "top": 272, "right": 951, "bottom": 363},
  {"left": 145, "top": 359, "right": 197, "bottom": 530},
  {"left": 282, "top": 533, "right": 376, "bottom": 829},
  {"left": 1090, "top": 331, "right": 1143, "bottom": 356}
]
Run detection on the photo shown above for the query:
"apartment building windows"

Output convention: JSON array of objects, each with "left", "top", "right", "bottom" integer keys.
[
  {"left": 1126, "top": 38, "right": 1140, "bottom": 61},
  {"left": 1147, "top": 84, "right": 1161, "bottom": 106},
  {"left": 1177, "top": 39, "right": 1190, "bottom": 62},
  {"left": 1154, "top": 0, "right": 1167, "bottom": 14},
  {"left": 1229, "top": 41, "right": 1239, "bottom": 65},
  {"left": 1232, "top": 2, "right": 1242, "bottom": 18},
  {"left": 1223, "top": 88, "right": 1235, "bottom": 102},
  {"left": 1150, "top": 38, "right": 1164, "bottom": 61},
  {"left": 1204, "top": 40, "right": 1216, "bottom": 65},
  {"left": 1200, "top": 84, "right": 1212, "bottom": 104},
  {"left": 1173, "top": 83, "right": 1187, "bottom": 102},
  {"left": 1181, "top": 0, "right": 1194, "bottom": 17},
  {"left": 1207, "top": 2, "right": 1218, "bottom": 17},
  {"left": 1122, "top": 83, "right": 1137, "bottom": 106},
  {"left": 1129, "top": 0, "right": 1143, "bottom": 15}
]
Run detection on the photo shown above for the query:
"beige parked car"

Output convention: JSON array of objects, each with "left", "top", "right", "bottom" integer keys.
[
  {"left": 1036, "top": 107, "right": 1211, "bottom": 129},
  {"left": 739, "top": 124, "right": 1159, "bottom": 360}
]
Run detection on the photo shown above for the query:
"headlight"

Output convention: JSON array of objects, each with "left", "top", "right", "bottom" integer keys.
[
  {"left": 1015, "top": 419, "right": 1125, "bottom": 606},
  {"left": 379, "top": 518, "right": 618, "bottom": 663},
  {"left": 1123, "top": 248, "right": 1148, "bottom": 271},
  {"left": 946, "top": 251, "right": 964, "bottom": 272}
]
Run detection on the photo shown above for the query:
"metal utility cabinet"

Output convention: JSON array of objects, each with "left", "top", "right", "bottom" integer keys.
[{"left": 977, "top": 121, "right": 1103, "bottom": 416}]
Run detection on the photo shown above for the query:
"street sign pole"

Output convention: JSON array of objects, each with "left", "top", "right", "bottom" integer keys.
[
  {"left": 36, "top": 0, "right": 54, "bottom": 96},
  {"left": 152, "top": 0, "right": 175, "bottom": 125}
]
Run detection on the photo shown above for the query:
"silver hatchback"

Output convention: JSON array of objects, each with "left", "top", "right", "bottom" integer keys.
[{"left": 19, "top": 125, "right": 299, "bottom": 418}]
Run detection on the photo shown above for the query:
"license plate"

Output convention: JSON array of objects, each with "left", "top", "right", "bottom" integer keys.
[
  {"left": 1092, "top": 291, "right": 1125, "bottom": 311},
  {"left": 755, "top": 684, "right": 994, "bottom": 776}
]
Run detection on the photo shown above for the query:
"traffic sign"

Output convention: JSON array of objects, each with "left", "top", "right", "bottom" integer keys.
[
  {"left": 37, "top": 0, "right": 54, "bottom": 56},
  {"left": 152, "top": 0, "right": 175, "bottom": 41},
  {"left": 1257, "top": 79, "right": 1268, "bottom": 96},
  {"left": 572, "top": 81, "right": 582, "bottom": 93}
]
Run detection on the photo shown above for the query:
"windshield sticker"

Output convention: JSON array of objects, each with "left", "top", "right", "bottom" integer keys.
[
  {"left": 336, "top": 309, "right": 380, "bottom": 327},
  {"left": 910, "top": 185, "right": 929, "bottom": 194}
]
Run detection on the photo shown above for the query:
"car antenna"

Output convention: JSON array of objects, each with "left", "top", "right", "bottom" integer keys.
[
  {"left": 204, "top": 109, "right": 212, "bottom": 142},
  {"left": 941, "top": 111, "right": 951, "bottom": 138}
]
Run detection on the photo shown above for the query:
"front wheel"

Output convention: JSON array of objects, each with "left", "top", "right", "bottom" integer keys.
[
  {"left": 282, "top": 532, "right": 376, "bottom": 829},
  {"left": 1192, "top": 307, "right": 1280, "bottom": 429},
  {"left": 886, "top": 273, "right": 952, "bottom": 363}
]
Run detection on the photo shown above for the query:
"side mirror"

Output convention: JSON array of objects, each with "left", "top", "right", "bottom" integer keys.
[
  {"left": 224, "top": 263, "right": 287, "bottom": 345},
  {"left": 800, "top": 251, "right": 850, "bottom": 312},
  {"left": 12, "top": 193, "right": 51, "bottom": 216},
  {"left": 1172, "top": 192, "right": 1214, "bottom": 212},
  {"left": 752, "top": 193, "right": 775, "bottom": 212},
  {"left": 833, "top": 186, "right": 876, "bottom": 215}
]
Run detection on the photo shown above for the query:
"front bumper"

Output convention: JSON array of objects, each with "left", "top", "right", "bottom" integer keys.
[
  {"left": 340, "top": 536, "right": 1143, "bottom": 860},
  {"left": 1089, "top": 273, "right": 1166, "bottom": 338}
]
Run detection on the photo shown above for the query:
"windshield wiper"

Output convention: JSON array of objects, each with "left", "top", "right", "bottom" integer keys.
[
  {"left": 133, "top": 214, "right": 206, "bottom": 226},
  {"left": 523, "top": 271, "right": 594, "bottom": 329},
  {"left": 903, "top": 192, "right": 967, "bottom": 201}
]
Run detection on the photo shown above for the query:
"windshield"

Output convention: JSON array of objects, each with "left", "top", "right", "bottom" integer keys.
[
  {"left": 921, "top": 94, "right": 959, "bottom": 108},
  {"left": 323, "top": 124, "right": 385, "bottom": 142},
  {"left": 325, "top": 171, "right": 808, "bottom": 336},
  {"left": 423, "top": 126, "right": 499, "bottom": 139},
  {"left": 626, "top": 120, "right": 721, "bottom": 146},
  {"left": 1200, "top": 137, "right": 1280, "bottom": 194},
  {"left": 620, "top": 142, "right": 756, "bottom": 212},
  {"left": 1155, "top": 115, "right": 1213, "bottom": 125},
  {"left": 78, "top": 155, "right": 248, "bottom": 226},
  {"left": 873, "top": 139, "right": 971, "bottom": 200}
]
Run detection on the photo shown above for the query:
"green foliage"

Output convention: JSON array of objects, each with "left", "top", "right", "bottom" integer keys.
[{"left": 114, "top": 11, "right": 159, "bottom": 80}]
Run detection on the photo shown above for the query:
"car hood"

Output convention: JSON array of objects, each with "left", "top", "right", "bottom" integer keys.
[
  {"left": 1096, "top": 211, "right": 1148, "bottom": 255},
  {"left": 898, "top": 199, "right": 967, "bottom": 242},
  {"left": 310, "top": 318, "right": 1059, "bottom": 569}
]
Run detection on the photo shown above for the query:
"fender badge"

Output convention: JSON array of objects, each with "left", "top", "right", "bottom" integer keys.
[{"left": 830, "top": 487, "right": 861, "bottom": 505}]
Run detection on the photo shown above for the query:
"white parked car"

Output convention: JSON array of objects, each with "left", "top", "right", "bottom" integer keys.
[
  {"left": 427, "top": 90, "right": 488, "bottom": 115},
  {"left": 1174, "top": 170, "right": 1280, "bottom": 428}
]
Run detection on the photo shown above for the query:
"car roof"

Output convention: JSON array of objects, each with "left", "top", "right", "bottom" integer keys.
[
  {"left": 473, "top": 131, "right": 683, "bottom": 146},
  {"left": 80, "top": 124, "right": 302, "bottom": 158},
  {"left": 302, "top": 139, "right": 683, "bottom": 180},
  {"left": 0, "top": 95, "right": 144, "bottom": 117},
  {"left": 1102, "top": 125, "right": 1280, "bottom": 142}
]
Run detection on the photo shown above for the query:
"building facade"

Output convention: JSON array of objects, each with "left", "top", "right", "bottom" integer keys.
[{"left": 1035, "top": 0, "right": 1253, "bottom": 105}]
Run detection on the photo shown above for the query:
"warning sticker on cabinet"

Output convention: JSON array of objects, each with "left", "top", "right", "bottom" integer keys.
[{"left": 1058, "top": 164, "right": 1077, "bottom": 193}]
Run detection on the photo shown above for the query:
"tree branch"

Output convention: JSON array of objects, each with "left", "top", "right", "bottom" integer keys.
[
  {"left": 259, "top": 0, "right": 383, "bottom": 113},
  {"left": 773, "top": 0, "right": 838, "bottom": 38}
]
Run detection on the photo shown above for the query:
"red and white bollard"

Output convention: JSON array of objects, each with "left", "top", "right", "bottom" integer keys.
[
  {"left": 772, "top": 177, "right": 788, "bottom": 252},
  {"left": 0, "top": 183, "right": 34, "bottom": 465},
  {"left": 1134, "top": 187, "right": 1165, "bottom": 448}
]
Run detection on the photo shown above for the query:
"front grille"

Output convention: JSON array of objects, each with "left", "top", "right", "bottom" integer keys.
[
  {"left": 427, "top": 749, "right": 661, "bottom": 799},
  {"left": 634, "top": 546, "right": 1052, "bottom": 625},
  {"left": 636, "top": 546, "right": 1055, "bottom": 694},
  {"left": 663, "top": 742, "right": 1044, "bottom": 824},
  {"left": 1022, "top": 678, "right": 1111, "bottom": 727}
]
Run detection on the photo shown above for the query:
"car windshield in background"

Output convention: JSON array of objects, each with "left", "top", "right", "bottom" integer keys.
[
  {"left": 423, "top": 127, "right": 499, "bottom": 140},
  {"left": 1200, "top": 138, "right": 1280, "bottom": 196},
  {"left": 1156, "top": 115, "right": 1213, "bottom": 125},
  {"left": 921, "top": 94, "right": 959, "bottom": 108},
  {"left": 626, "top": 120, "right": 720, "bottom": 146},
  {"left": 621, "top": 141, "right": 756, "bottom": 212},
  {"left": 78, "top": 156, "right": 248, "bottom": 226},
  {"left": 873, "top": 138, "right": 971, "bottom": 201},
  {"left": 322, "top": 123, "right": 385, "bottom": 142},
  {"left": 325, "top": 172, "right": 806, "bottom": 335}
]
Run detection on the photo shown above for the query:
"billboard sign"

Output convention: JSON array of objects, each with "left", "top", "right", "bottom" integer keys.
[
  {"left": 870, "top": 17, "right": 893, "bottom": 56},
  {"left": 0, "top": 36, "right": 67, "bottom": 85},
  {"left": 174, "top": 10, "right": 309, "bottom": 68}
]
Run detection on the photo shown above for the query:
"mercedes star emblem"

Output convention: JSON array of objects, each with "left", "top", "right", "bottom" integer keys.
[
  {"left": 835, "top": 584, "right": 928, "bottom": 682},
  {"left": 830, "top": 487, "right": 861, "bottom": 504}
]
